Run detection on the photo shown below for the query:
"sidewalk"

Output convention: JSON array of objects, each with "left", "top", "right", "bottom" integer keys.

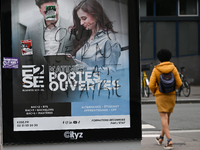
[
  {"left": 142, "top": 86, "right": 200, "bottom": 104},
  {"left": 141, "top": 86, "right": 200, "bottom": 150},
  {"left": 142, "top": 131, "right": 200, "bottom": 150}
]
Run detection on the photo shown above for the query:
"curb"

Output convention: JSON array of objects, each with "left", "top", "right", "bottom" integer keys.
[{"left": 142, "top": 99, "right": 200, "bottom": 104}]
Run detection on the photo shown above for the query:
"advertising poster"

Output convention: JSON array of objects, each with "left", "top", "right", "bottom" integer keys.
[{"left": 1, "top": 0, "right": 141, "bottom": 144}]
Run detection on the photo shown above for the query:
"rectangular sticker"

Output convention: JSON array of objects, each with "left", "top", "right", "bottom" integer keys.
[
  {"left": 3, "top": 57, "right": 19, "bottom": 69},
  {"left": 46, "top": 6, "right": 56, "bottom": 20},
  {"left": 21, "top": 40, "right": 33, "bottom": 55}
]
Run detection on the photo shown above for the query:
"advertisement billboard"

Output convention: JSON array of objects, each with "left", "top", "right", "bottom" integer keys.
[{"left": 1, "top": 0, "right": 141, "bottom": 144}]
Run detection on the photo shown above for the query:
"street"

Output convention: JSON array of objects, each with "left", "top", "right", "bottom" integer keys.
[{"left": 142, "top": 103, "right": 200, "bottom": 150}]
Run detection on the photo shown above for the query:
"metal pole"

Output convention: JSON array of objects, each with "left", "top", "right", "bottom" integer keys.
[{"left": 142, "top": 72, "right": 144, "bottom": 97}]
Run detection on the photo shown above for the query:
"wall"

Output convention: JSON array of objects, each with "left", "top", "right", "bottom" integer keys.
[{"left": 141, "top": 55, "right": 200, "bottom": 85}]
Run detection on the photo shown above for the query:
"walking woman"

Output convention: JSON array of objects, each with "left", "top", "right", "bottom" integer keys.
[{"left": 149, "top": 49, "right": 182, "bottom": 149}]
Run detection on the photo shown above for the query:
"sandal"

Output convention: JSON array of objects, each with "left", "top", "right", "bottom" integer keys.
[
  {"left": 164, "top": 138, "right": 173, "bottom": 149},
  {"left": 155, "top": 135, "right": 164, "bottom": 145}
]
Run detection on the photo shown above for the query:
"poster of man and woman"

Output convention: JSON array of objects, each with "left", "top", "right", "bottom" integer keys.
[{"left": 1, "top": 0, "right": 140, "bottom": 143}]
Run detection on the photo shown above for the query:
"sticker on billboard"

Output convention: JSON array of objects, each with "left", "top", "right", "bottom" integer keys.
[
  {"left": 46, "top": 5, "right": 56, "bottom": 20},
  {"left": 21, "top": 40, "right": 33, "bottom": 55},
  {"left": 3, "top": 57, "right": 19, "bottom": 69}
]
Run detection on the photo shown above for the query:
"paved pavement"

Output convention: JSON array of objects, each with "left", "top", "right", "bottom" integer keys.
[
  {"left": 142, "top": 86, "right": 200, "bottom": 104},
  {"left": 142, "top": 132, "right": 200, "bottom": 150},
  {"left": 141, "top": 86, "right": 200, "bottom": 150}
]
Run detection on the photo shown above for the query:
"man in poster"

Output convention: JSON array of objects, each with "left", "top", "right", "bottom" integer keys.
[
  {"left": 22, "top": 0, "right": 75, "bottom": 101},
  {"left": 24, "top": 0, "right": 73, "bottom": 58}
]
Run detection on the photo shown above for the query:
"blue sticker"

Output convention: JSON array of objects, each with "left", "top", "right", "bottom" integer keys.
[{"left": 3, "top": 57, "right": 19, "bottom": 69}]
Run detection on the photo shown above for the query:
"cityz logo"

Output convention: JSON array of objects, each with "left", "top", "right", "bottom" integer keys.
[
  {"left": 22, "top": 65, "right": 44, "bottom": 88},
  {"left": 64, "top": 131, "right": 83, "bottom": 140}
]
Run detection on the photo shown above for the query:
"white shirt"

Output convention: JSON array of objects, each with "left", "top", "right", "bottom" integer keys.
[{"left": 44, "top": 18, "right": 60, "bottom": 55}]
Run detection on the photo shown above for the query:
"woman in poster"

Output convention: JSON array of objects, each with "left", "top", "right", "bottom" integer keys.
[{"left": 70, "top": 0, "right": 121, "bottom": 72}]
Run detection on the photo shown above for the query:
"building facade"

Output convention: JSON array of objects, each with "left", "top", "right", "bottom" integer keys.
[{"left": 140, "top": 0, "right": 200, "bottom": 85}]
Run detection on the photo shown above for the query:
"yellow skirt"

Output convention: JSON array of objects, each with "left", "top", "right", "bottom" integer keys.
[{"left": 155, "top": 94, "right": 176, "bottom": 113}]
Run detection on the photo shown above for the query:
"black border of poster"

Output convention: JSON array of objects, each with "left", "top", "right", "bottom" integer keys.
[{"left": 1, "top": 0, "right": 141, "bottom": 145}]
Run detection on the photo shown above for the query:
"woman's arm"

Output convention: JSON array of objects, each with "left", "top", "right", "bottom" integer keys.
[
  {"left": 149, "top": 68, "right": 157, "bottom": 94},
  {"left": 173, "top": 67, "right": 182, "bottom": 89}
]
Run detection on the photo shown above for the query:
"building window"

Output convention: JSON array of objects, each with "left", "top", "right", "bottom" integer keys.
[
  {"left": 140, "top": 22, "right": 154, "bottom": 59},
  {"left": 156, "top": 22, "right": 176, "bottom": 56},
  {"left": 156, "top": 0, "right": 176, "bottom": 16},
  {"left": 179, "top": 21, "right": 199, "bottom": 55},
  {"left": 147, "top": 0, "right": 154, "bottom": 16},
  {"left": 179, "top": 0, "right": 198, "bottom": 16},
  {"left": 140, "top": 0, "right": 154, "bottom": 16}
]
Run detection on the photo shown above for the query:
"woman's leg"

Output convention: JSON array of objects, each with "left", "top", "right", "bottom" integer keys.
[
  {"left": 159, "top": 112, "right": 171, "bottom": 139},
  {"left": 159, "top": 112, "right": 173, "bottom": 145},
  {"left": 167, "top": 112, "right": 171, "bottom": 125},
  {"left": 161, "top": 112, "right": 171, "bottom": 136},
  {"left": 161, "top": 128, "right": 165, "bottom": 137}
]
